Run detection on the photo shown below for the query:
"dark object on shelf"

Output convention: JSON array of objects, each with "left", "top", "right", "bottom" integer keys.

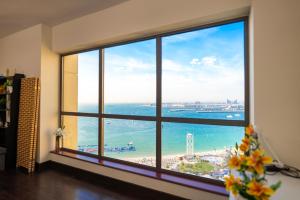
[
  {"left": 267, "top": 164, "right": 300, "bottom": 179},
  {"left": 0, "top": 147, "right": 6, "bottom": 170},
  {"left": 0, "top": 74, "right": 25, "bottom": 170}
]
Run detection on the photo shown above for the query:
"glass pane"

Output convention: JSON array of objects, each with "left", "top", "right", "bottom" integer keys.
[
  {"left": 62, "top": 115, "right": 98, "bottom": 155},
  {"left": 104, "top": 40, "right": 156, "bottom": 116},
  {"left": 62, "top": 50, "right": 99, "bottom": 113},
  {"left": 162, "top": 22, "right": 245, "bottom": 120},
  {"left": 104, "top": 119, "right": 156, "bottom": 167},
  {"left": 162, "top": 122, "right": 244, "bottom": 180}
]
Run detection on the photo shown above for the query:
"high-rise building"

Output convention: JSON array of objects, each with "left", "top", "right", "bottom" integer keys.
[{"left": 186, "top": 133, "right": 194, "bottom": 157}]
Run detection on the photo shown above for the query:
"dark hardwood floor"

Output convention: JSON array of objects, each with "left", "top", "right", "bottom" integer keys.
[{"left": 0, "top": 168, "right": 185, "bottom": 200}]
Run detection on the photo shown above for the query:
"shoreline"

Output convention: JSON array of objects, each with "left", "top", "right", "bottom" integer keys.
[{"left": 121, "top": 148, "right": 230, "bottom": 162}]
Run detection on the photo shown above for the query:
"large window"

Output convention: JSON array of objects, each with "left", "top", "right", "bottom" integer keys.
[{"left": 61, "top": 18, "right": 248, "bottom": 183}]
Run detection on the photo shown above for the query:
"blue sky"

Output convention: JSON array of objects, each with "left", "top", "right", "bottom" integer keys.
[{"left": 77, "top": 21, "right": 245, "bottom": 104}]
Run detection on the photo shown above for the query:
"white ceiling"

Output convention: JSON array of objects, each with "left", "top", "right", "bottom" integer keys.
[{"left": 0, "top": 0, "right": 128, "bottom": 38}]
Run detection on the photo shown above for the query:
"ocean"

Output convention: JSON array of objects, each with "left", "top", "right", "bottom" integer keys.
[{"left": 76, "top": 104, "right": 244, "bottom": 158}]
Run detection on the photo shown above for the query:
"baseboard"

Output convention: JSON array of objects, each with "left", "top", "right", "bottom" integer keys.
[
  {"left": 37, "top": 160, "right": 186, "bottom": 200},
  {"left": 35, "top": 161, "right": 52, "bottom": 171}
]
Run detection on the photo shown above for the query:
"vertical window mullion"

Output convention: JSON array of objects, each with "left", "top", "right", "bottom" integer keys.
[
  {"left": 59, "top": 56, "right": 63, "bottom": 127},
  {"left": 244, "top": 18, "right": 250, "bottom": 126},
  {"left": 156, "top": 37, "right": 162, "bottom": 171},
  {"left": 99, "top": 49, "right": 104, "bottom": 158}
]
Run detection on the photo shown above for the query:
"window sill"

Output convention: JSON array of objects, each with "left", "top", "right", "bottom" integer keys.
[{"left": 50, "top": 150, "right": 228, "bottom": 197}]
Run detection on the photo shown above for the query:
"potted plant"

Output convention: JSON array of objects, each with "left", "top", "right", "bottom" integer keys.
[
  {"left": 225, "top": 125, "right": 281, "bottom": 200},
  {"left": 54, "top": 125, "right": 65, "bottom": 152},
  {"left": 4, "top": 80, "right": 13, "bottom": 94}
]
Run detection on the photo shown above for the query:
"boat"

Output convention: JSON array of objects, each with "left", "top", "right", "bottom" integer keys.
[
  {"left": 226, "top": 115, "right": 233, "bottom": 118},
  {"left": 104, "top": 142, "right": 136, "bottom": 153},
  {"left": 169, "top": 108, "right": 193, "bottom": 112},
  {"left": 128, "top": 141, "right": 133, "bottom": 146}
]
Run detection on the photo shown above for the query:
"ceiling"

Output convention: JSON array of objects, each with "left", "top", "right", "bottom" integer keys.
[{"left": 0, "top": 0, "right": 128, "bottom": 38}]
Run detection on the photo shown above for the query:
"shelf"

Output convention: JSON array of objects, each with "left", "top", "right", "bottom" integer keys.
[
  {"left": 0, "top": 76, "right": 14, "bottom": 79},
  {"left": 0, "top": 73, "right": 25, "bottom": 170},
  {"left": 0, "top": 109, "right": 10, "bottom": 112}
]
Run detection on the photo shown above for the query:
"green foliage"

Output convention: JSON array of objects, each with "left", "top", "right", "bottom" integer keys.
[
  {"left": 3, "top": 80, "right": 12, "bottom": 87},
  {"left": 0, "top": 97, "right": 6, "bottom": 106},
  {"left": 239, "top": 189, "right": 256, "bottom": 200},
  {"left": 178, "top": 161, "right": 214, "bottom": 174},
  {"left": 271, "top": 181, "right": 282, "bottom": 191}
]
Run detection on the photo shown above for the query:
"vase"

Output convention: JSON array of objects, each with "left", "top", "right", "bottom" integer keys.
[
  {"left": 230, "top": 193, "right": 247, "bottom": 200},
  {"left": 6, "top": 86, "right": 13, "bottom": 94},
  {"left": 234, "top": 195, "right": 247, "bottom": 200},
  {"left": 55, "top": 136, "right": 60, "bottom": 152}
]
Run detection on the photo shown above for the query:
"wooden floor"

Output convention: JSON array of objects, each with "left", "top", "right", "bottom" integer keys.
[{"left": 0, "top": 169, "right": 184, "bottom": 200}]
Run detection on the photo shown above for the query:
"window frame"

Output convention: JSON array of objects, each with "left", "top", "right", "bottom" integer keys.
[{"left": 59, "top": 16, "right": 249, "bottom": 186}]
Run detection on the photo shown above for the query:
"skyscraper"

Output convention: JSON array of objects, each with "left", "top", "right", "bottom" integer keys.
[{"left": 186, "top": 133, "right": 194, "bottom": 157}]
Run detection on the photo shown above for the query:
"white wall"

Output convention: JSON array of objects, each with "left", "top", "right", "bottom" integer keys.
[
  {"left": 39, "top": 25, "right": 59, "bottom": 163},
  {"left": 251, "top": 0, "right": 300, "bottom": 168},
  {"left": 0, "top": 24, "right": 59, "bottom": 164},
  {"left": 0, "top": 25, "right": 42, "bottom": 77},
  {"left": 53, "top": 0, "right": 251, "bottom": 53}
]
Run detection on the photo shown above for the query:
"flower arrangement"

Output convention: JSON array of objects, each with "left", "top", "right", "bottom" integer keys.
[
  {"left": 4, "top": 80, "right": 13, "bottom": 93},
  {"left": 54, "top": 125, "right": 65, "bottom": 151},
  {"left": 55, "top": 126, "right": 65, "bottom": 137},
  {"left": 225, "top": 125, "right": 281, "bottom": 200}
]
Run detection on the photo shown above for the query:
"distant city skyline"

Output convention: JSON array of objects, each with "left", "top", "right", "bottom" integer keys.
[
  {"left": 77, "top": 99, "right": 245, "bottom": 106},
  {"left": 77, "top": 21, "right": 245, "bottom": 104}
]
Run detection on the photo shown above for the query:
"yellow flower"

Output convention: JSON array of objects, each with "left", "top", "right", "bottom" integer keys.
[
  {"left": 245, "top": 125, "right": 254, "bottom": 136},
  {"left": 239, "top": 154, "right": 247, "bottom": 162},
  {"left": 224, "top": 174, "right": 241, "bottom": 195},
  {"left": 228, "top": 155, "right": 242, "bottom": 170},
  {"left": 247, "top": 180, "right": 274, "bottom": 199},
  {"left": 239, "top": 137, "right": 250, "bottom": 152},
  {"left": 247, "top": 150, "right": 273, "bottom": 174}
]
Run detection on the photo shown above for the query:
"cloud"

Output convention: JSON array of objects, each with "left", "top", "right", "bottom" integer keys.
[
  {"left": 190, "top": 58, "right": 200, "bottom": 65},
  {"left": 190, "top": 56, "right": 217, "bottom": 66},
  {"left": 200, "top": 56, "right": 217, "bottom": 66},
  {"left": 75, "top": 31, "right": 245, "bottom": 104},
  {"left": 105, "top": 54, "right": 155, "bottom": 72},
  {"left": 163, "top": 59, "right": 185, "bottom": 72},
  {"left": 163, "top": 55, "right": 245, "bottom": 102},
  {"left": 103, "top": 54, "right": 156, "bottom": 103},
  {"left": 163, "top": 27, "right": 219, "bottom": 45},
  {"left": 78, "top": 52, "right": 99, "bottom": 104},
  {"left": 105, "top": 73, "right": 156, "bottom": 103},
  {"left": 163, "top": 59, "right": 198, "bottom": 74},
  {"left": 102, "top": 54, "right": 244, "bottom": 103}
]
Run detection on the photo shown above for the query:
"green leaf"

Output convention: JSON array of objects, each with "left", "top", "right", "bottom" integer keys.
[
  {"left": 271, "top": 181, "right": 281, "bottom": 191},
  {"left": 239, "top": 190, "right": 256, "bottom": 200}
]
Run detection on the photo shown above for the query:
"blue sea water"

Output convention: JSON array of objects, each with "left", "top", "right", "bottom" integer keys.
[{"left": 76, "top": 104, "right": 244, "bottom": 158}]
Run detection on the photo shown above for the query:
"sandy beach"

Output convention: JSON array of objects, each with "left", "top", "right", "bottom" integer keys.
[{"left": 124, "top": 148, "right": 231, "bottom": 167}]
